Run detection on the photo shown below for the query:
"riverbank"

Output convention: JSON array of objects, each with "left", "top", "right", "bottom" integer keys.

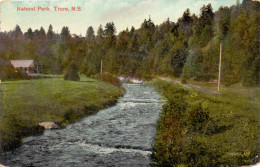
[
  {"left": 0, "top": 83, "right": 162, "bottom": 166},
  {"left": 149, "top": 78, "right": 259, "bottom": 166},
  {"left": 0, "top": 77, "right": 124, "bottom": 153}
]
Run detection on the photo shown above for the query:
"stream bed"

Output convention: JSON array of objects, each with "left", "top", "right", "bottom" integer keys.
[{"left": 0, "top": 83, "right": 163, "bottom": 167}]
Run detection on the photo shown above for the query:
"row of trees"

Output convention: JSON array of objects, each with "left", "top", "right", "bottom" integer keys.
[{"left": 0, "top": 0, "right": 259, "bottom": 86}]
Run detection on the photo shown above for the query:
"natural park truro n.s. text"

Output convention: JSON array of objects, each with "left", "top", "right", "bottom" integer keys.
[{"left": 16, "top": 6, "right": 82, "bottom": 12}]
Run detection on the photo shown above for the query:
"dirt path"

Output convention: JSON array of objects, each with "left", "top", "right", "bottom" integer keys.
[{"left": 158, "top": 77, "right": 221, "bottom": 95}]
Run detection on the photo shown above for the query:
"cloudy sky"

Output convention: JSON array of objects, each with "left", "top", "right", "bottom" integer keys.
[{"left": 0, "top": 0, "right": 236, "bottom": 35}]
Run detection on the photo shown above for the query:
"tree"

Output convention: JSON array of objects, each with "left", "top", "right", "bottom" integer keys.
[
  {"left": 130, "top": 26, "right": 135, "bottom": 36},
  {"left": 47, "top": 24, "right": 54, "bottom": 41},
  {"left": 39, "top": 27, "right": 46, "bottom": 40},
  {"left": 24, "top": 28, "right": 34, "bottom": 40},
  {"left": 199, "top": 4, "right": 214, "bottom": 27},
  {"left": 104, "top": 22, "right": 116, "bottom": 37},
  {"left": 214, "top": 6, "right": 231, "bottom": 40},
  {"left": 104, "top": 22, "right": 117, "bottom": 48},
  {"left": 13, "top": 25, "right": 23, "bottom": 39},
  {"left": 96, "top": 24, "right": 104, "bottom": 40},
  {"left": 86, "top": 26, "right": 95, "bottom": 40},
  {"left": 60, "top": 26, "right": 71, "bottom": 41},
  {"left": 178, "top": 9, "right": 193, "bottom": 33},
  {"left": 64, "top": 63, "right": 80, "bottom": 81}
]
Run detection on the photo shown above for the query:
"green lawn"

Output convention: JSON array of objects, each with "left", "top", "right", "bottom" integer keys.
[
  {"left": 150, "top": 78, "right": 259, "bottom": 166},
  {"left": 0, "top": 77, "right": 124, "bottom": 152}
]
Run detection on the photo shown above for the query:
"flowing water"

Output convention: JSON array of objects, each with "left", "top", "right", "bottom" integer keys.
[{"left": 0, "top": 83, "right": 163, "bottom": 167}]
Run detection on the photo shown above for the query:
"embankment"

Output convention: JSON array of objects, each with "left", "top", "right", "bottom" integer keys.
[
  {"left": 0, "top": 77, "right": 124, "bottom": 153},
  {"left": 150, "top": 78, "right": 259, "bottom": 166}
]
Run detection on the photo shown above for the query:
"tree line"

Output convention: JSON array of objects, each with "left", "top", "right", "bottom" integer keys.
[{"left": 0, "top": 0, "right": 259, "bottom": 86}]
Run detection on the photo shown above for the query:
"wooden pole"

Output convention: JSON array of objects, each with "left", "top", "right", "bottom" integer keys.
[
  {"left": 218, "top": 43, "right": 222, "bottom": 91},
  {"left": 37, "top": 63, "right": 39, "bottom": 74},
  {"left": 100, "top": 60, "right": 103, "bottom": 74}
]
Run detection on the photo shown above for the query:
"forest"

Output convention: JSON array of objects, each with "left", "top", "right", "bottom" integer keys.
[{"left": 0, "top": 0, "right": 259, "bottom": 86}]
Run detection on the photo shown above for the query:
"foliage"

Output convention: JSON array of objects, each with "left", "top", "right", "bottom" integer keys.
[
  {"left": 86, "top": 26, "right": 95, "bottom": 41},
  {"left": 0, "top": 113, "right": 44, "bottom": 152},
  {"left": 64, "top": 63, "right": 80, "bottom": 81},
  {"left": 0, "top": 64, "right": 28, "bottom": 81},
  {"left": 149, "top": 79, "right": 258, "bottom": 166},
  {"left": 95, "top": 73, "right": 122, "bottom": 87},
  {"left": 0, "top": 1, "right": 259, "bottom": 86}
]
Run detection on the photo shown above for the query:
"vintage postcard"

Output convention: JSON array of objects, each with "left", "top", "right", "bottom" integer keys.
[{"left": 0, "top": 0, "right": 259, "bottom": 166}]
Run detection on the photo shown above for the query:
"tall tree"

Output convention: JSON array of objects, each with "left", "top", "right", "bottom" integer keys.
[
  {"left": 47, "top": 24, "right": 54, "bottom": 41},
  {"left": 13, "top": 25, "right": 23, "bottom": 39},
  {"left": 24, "top": 28, "right": 33, "bottom": 40},
  {"left": 178, "top": 8, "right": 193, "bottom": 33},
  {"left": 39, "top": 27, "right": 46, "bottom": 40},
  {"left": 104, "top": 22, "right": 116, "bottom": 37},
  {"left": 199, "top": 4, "right": 214, "bottom": 28},
  {"left": 60, "top": 26, "right": 71, "bottom": 41},
  {"left": 96, "top": 24, "right": 104, "bottom": 40},
  {"left": 86, "top": 26, "right": 95, "bottom": 40}
]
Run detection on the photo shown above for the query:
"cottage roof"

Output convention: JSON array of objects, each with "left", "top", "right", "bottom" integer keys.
[
  {"left": 71, "top": 34, "right": 79, "bottom": 38},
  {"left": 11, "top": 60, "right": 34, "bottom": 68}
]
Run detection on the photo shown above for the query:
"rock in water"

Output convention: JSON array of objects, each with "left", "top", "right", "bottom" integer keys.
[{"left": 39, "top": 121, "right": 59, "bottom": 130}]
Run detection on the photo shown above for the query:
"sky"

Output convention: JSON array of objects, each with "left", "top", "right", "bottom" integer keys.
[{"left": 0, "top": 0, "right": 236, "bottom": 35}]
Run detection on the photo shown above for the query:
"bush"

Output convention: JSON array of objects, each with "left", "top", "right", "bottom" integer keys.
[
  {"left": 0, "top": 113, "right": 44, "bottom": 152},
  {"left": 62, "top": 108, "right": 83, "bottom": 126},
  {"left": 0, "top": 65, "right": 29, "bottom": 81},
  {"left": 64, "top": 64, "right": 80, "bottom": 81},
  {"left": 181, "top": 78, "right": 187, "bottom": 84},
  {"left": 150, "top": 79, "right": 258, "bottom": 166},
  {"left": 186, "top": 103, "right": 212, "bottom": 133},
  {"left": 95, "top": 73, "right": 121, "bottom": 87}
]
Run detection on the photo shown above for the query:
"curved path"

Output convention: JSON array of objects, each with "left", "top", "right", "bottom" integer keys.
[
  {"left": 0, "top": 83, "right": 162, "bottom": 167},
  {"left": 158, "top": 77, "right": 221, "bottom": 95}
]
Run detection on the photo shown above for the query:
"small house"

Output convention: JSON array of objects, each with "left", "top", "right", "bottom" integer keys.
[
  {"left": 71, "top": 34, "right": 79, "bottom": 38},
  {"left": 10, "top": 60, "right": 36, "bottom": 74}
]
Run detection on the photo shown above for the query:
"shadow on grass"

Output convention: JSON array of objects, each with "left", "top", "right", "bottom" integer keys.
[
  {"left": 0, "top": 82, "right": 29, "bottom": 85},
  {"left": 79, "top": 80, "right": 95, "bottom": 83},
  {"left": 213, "top": 124, "right": 234, "bottom": 134}
]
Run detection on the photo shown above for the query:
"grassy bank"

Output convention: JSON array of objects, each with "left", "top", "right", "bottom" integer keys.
[
  {"left": 149, "top": 79, "right": 259, "bottom": 166},
  {"left": 0, "top": 77, "right": 124, "bottom": 153}
]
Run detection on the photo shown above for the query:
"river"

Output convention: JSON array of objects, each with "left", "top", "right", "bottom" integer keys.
[{"left": 0, "top": 83, "right": 163, "bottom": 167}]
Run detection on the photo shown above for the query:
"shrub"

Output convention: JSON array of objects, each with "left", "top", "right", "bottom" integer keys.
[
  {"left": 95, "top": 73, "right": 121, "bottom": 87},
  {"left": 0, "top": 113, "right": 44, "bottom": 152},
  {"left": 0, "top": 65, "right": 29, "bottom": 81},
  {"left": 151, "top": 79, "right": 258, "bottom": 166},
  {"left": 181, "top": 78, "right": 187, "bottom": 84},
  {"left": 186, "top": 103, "right": 211, "bottom": 133},
  {"left": 62, "top": 108, "right": 83, "bottom": 125},
  {"left": 64, "top": 64, "right": 80, "bottom": 81}
]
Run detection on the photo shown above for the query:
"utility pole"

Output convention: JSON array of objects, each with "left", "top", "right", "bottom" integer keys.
[
  {"left": 218, "top": 43, "right": 222, "bottom": 91},
  {"left": 100, "top": 60, "right": 103, "bottom": 74},
  {"left": 0, "top": 5, "right": 2, "bottom": 33}
]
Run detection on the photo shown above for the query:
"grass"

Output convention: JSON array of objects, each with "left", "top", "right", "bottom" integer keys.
[
  {"left": 0, "top": 77, "right": 124, "bottom": 152},
  {"left": 149, "top": 78, "right": 259, "bottom": 166}
]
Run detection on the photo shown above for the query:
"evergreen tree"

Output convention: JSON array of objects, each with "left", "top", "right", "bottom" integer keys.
[
  {"left": 24, "top": 28, "right": 34, "bottom": 40},
  {"left": 96, "top": 24, "right": 104, "bottom": 40},
  {"left": 13, "top": 25, "right": 23, "bottom": 39},
  {"left": 47, "top": 24, "right": 54, "bottom": 41},
  {"left": 178, "top": 9, "right": 193, "bottom": 33},
  {"left": 60, "top": 26, "right": 71, "bottom": 41},
  {"left": 86, "top": 26, "right": 95, "bottom": 40},
  {"left": 104, "top": 22, "right": 116, "bottom": 37}
]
